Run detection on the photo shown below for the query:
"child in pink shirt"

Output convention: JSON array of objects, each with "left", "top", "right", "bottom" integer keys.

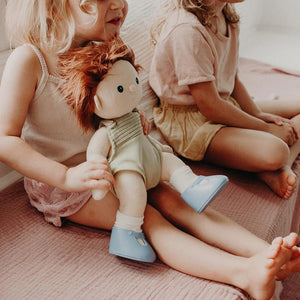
[{"left": 150, "top": 0, "right": 300, "bottom": 200}]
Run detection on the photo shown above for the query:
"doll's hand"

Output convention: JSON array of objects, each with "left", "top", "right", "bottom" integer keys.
[
  {"left": 139, "top": 110, "right": 151, "bottom": 135},
  {"left": 64, "top": 159, "right": 114, "bottom": 193}
]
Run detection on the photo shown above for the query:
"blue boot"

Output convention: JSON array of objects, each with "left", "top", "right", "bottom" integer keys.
[
  {"left": 181, "top": 175, "right": 228, "bottom": 213},
  {"left": 109, "top": 227, "right": 156, "bottom": 263}
]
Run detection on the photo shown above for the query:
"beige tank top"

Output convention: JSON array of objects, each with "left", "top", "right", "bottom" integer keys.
[{"left": 21, "top": 45, "right": 94, "bottom": 165}]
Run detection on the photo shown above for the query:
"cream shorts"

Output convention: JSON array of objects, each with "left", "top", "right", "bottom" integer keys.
[{"left": 153, "top": 97, "right": 240, "bottom": 161}]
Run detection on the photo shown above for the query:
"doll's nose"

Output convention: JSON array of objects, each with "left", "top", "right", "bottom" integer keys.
[{"left": 129, "top": 84, "right": 137, "bottom": 92}]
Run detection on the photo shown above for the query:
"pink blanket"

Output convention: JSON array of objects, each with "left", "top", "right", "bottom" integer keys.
[{"left": 1, "top": 58, "right": 300, "bottom": 299}]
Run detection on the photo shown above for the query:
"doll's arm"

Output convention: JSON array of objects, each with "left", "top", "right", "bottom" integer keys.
[{"left": 87, "top": 127, "right": 112, "bottom": 200}]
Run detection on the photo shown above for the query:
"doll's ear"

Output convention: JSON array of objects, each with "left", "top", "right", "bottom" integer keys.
[{"left": 94, "top": 95, "right": 102, "bottom": 111}]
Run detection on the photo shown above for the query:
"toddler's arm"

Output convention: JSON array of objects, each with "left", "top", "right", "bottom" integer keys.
[
  {"left": 0, "top": 45, "right": 113, "bottom": 192},
  {"left": 189, "top": 79, "right": 268, "bottom": 130},
  {"left": 232, "top": 75, "right": 298, "bottom": 144},
  {"left": 189, "top": 77, "right": 296, "bottom": 144}
]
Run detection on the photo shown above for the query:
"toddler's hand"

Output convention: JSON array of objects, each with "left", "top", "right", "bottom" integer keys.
[
  {"left": 259, "top": 112, "right": 299, "bottom": 140},
  {"left": 267, "top": 122, "right": 297, "bottom": 146},
  {"left": 139, "top": 110, "right": 151, "bottom": 135},
  {"left": 63, "top": 159, "right": 114, "bottom": 192}
]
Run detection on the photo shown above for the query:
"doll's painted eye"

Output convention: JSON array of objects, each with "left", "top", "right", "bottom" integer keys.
[
  {"left": 117, "top": 85, "right": 124, "bottom": 93},
  {"left": 136, "top": 77, "right": 139, "bottom": 84}
]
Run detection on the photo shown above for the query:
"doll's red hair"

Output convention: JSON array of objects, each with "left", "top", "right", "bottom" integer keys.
[{"left": 59, "top": 38, "right": 139, "bottom": 131}]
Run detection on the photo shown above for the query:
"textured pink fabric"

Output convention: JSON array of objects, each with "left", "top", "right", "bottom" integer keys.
[
  {"left": 1, "top": 58, "right": 300, "bottom": 299},
  {"left": 239, "top": 57, "right": 300, "bottom": 101},
  {"left": 1, "top": 180, "right": 250, "bottom": 300},
  {"left": 1, "top": 160, "right": 299, "bottom": 299}
]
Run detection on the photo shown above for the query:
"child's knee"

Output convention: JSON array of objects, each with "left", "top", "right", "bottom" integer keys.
[{"left": 263, "top": 140, "right": 289, "bottom": 170}]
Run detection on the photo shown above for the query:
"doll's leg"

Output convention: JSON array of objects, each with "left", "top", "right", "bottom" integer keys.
[
  {"left": 109, "top": 171, "right": 156, "bottom": 262},
  {"left": 160, "top": 152, "right": 228, "bottom": 212},
  {"left": 67, "top": 187, "right": 156, "bottom": 263}
]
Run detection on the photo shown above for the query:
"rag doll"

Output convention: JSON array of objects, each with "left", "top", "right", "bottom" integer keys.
[{"left": 59, "top": 38, "right": 228, "bottom": 263}]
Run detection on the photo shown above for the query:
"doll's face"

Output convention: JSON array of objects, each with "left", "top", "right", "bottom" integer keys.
[{"left": 94, "top": 60, "right": 142, "bottom": 119}]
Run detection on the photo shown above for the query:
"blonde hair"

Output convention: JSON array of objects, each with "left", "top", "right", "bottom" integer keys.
[
  {"left": 5, "top": 0, "right": 98, "bottom": 53},
  {"left": 151, "top": 0, "right": 239, "bottom": 43}
]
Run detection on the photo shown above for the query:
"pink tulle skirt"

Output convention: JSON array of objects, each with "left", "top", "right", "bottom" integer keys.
[{"left": 24, "top": 177, "right": 92, "bottom": 227}]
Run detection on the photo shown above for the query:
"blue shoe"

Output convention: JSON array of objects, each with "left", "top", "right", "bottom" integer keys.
[
  {"left": 181, "top": 175, "right": 228, "bottom": 213},
  {"left": 109, "top": 227, "right": 156, "bottom": 263}
]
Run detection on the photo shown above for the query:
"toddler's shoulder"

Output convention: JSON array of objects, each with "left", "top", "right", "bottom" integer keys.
[
  {"left": 7, "top": 44, "right": 40, "bottom": 72},
  {"left": 160, "top": 9, "right": 208, "bottom": 41}
]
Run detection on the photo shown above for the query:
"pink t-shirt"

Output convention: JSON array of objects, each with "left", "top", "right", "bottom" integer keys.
[{"left": 149, "top": 9, "right": 239, "bottom": 105}]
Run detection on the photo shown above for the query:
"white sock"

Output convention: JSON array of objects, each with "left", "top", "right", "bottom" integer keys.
[
  {"left": 114, "top": 210, "right": 144, "bottom": 232},
  {"left": 169, "top": 166, "right": 198, "bottom": 194}
]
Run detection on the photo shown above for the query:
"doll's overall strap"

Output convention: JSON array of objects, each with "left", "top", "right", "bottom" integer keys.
[
  {"left": 108, "top": 111, "right": 143, "bottom": 148},
  {"left": 25, "top": 44, "right": 49, "bottom": 98},
  {"left": 102, "top": 111, "right": 143, "bottom": 163}
]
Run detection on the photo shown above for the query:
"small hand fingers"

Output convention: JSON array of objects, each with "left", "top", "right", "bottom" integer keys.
[
  {"left": 87, "top": 169, "right": 114, "bottom": 183},
  {"left": 143, "top": 122, "right": 151, "bottom": 135},
  {"left": 87, "top": 179, "right": 111, "bottom": 190},
  {"left": 273, "top": 117, "right": 284, "bottom": 126},
  {"left": 290, "top": 122, "right": 299, "bottom": 139},
  {"left": 86, "top": 161, "right": 111, "bottom": 173},
  {"left": 287, "top": 133, "right": 296, "bottom": 146},
  {"left": 282, "top": 119, "right": 298, "bottom": 138}
]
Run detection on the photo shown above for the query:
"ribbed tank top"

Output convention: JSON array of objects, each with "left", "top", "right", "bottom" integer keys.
[{"left": 21, "top": 45, "right": 94, "bottom": 164}]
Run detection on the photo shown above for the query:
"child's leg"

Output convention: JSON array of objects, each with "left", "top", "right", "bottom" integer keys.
[
  {"left": 67, "top": 191, "right": 119, "bottom": 230},
  {"left": 67, "top": 189, "right": 299, "bottom": 299},
  {"left": 149, "top": 182, "right": 268, "bottom": 256},
  {"left": 143, "top": 204, "right": 293, "bottom": 300},
  {"left": 148, "top": 183, "right": 300, "bottom": 279},
  {"left": 256, "top": 98, "right": 300, "bottom": 119},
  {"left": 204, "top": 127, "right": 296, "bottom": 199},
  {"left": 258, "top": 98, "right": 300, "bottom": 166},
  {"left": 258, "top": 113, "right": 300, "bottom": 199}
]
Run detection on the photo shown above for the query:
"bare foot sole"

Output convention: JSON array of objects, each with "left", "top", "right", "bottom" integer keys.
[
  {"left": 242, "top": 237, "right": 292, "bottom": 300},
  {"left": 277, "top": 232, "right": 300, "bottom": 280},
  {"left": 258, "top": 166, "right": 297, "bottom": 199}
]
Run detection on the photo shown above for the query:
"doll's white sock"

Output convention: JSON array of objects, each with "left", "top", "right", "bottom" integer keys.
[
  {"left": 114, "top": 210, "right": 143, "bottom": 232},
  {"left": 169, "top": 166, "right": 198, "bottom": 194}
]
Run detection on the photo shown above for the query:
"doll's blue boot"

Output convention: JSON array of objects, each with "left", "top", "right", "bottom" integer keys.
[
  {"left": 181, "top": 175, "right": 228, "bottom": 213},
  {"left": 109, "top": 227, "right": 156, "bottom": 263}
]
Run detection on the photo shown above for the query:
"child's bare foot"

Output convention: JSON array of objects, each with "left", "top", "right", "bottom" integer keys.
[
  {"left": 236, "top": 237, "right": 292, "bottom": 300},
  {"left": 281, "top": 232, "right": 299, "bottom": 249},
  {"left": 276, "top": 233, "right": 300, "bottom": 280},
  {"left": 276, "top": 246, "right": 300, "bottom": 280},
  {"left": 258, "top": 166, "right": 297, "bottom": 199}
]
